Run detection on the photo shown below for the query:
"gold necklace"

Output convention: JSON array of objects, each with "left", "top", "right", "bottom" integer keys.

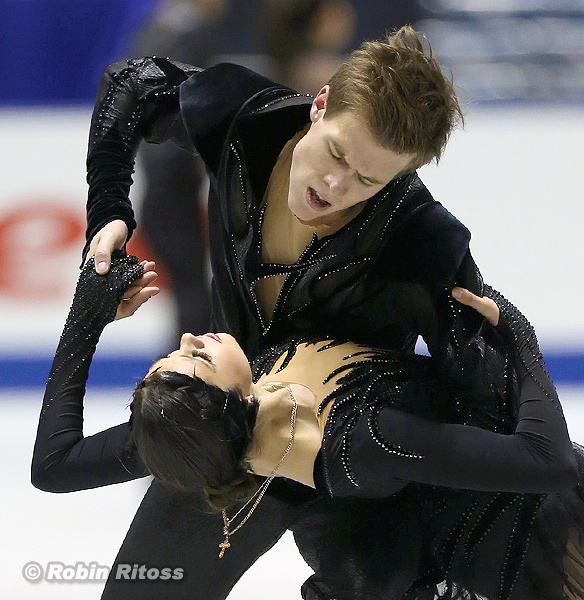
[{"left": 219, "top": 383, "right": 297, "bottom": 558}]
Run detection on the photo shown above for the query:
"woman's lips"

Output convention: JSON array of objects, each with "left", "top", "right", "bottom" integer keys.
[
  {"left": 306, "top": 187, "right": 331, "bottom": 211},
  {"left": 204, "top": 333, "right": 222, "bottom": 343}
]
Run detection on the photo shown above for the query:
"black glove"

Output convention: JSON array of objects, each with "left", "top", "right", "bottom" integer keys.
[{"left": 41, "top": 250, "right": 144, "bottom": 417}]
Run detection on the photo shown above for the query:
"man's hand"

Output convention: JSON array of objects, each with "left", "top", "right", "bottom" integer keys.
[
  {"left": 85, "top": 220, "right": 129, "bottom": 274},
  {"left": 452, "top": 287, "right": 499, "bottom": 326},
  {"left": 115, "top": 260, "right": 160, "bottom": 320}
]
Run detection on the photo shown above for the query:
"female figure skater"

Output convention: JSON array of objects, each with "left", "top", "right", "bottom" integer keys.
[
  {"left": 48, "top": 24, "right": 576, "bottom": 600},
  {"left": 77, "top": 31, "right": 523, "bottom": 598},
  {"left": 33, "top": 253, "right": 584, "bottom": 599}
]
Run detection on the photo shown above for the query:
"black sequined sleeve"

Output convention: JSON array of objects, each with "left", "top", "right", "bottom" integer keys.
[
  {"left": 371, "top": 195, "right": 494, "bottom": 386},
  {"left": 31, "top": 252, "right": 150, "bottom": 492},
  {"left": 332, "top": 291, "right": 578, "bottom": 498},
  {"left": 84, "top": 57, "right": 201, "bottom": 262},
  {"left": 423, "top": 250, "right": 486, "bottom": 382}
]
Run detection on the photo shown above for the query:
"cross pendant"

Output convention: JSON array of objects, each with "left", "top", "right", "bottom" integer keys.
[{"left": 218, "top": 539, "right": 231, "bottom": 558}]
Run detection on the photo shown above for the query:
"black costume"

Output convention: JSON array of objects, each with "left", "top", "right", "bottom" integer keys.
[
  {"left": 127, "top": 4, "right": 249, "bottom": 339},
  {"left": 33, "top": 254, "right": 584, "bottom": 600},
  {"left": 84, "top": 58, "right": 482, "bottom": 361},
  {"left": 37, "top": 56, "right": 576, "bottom": 598}
]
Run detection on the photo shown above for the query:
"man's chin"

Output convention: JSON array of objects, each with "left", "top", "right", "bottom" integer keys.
[
  {"left": 288, "top": 195, "right": 335, "bottom": 227},
  {"left": 295, "top": 211, "right": 342, "bottom": 228},
  {"left": 296, "top": 214, "right": 325, "bottom": 226},
  {"left": 288, "top": 198, "right": 310, "bottom": 222}
]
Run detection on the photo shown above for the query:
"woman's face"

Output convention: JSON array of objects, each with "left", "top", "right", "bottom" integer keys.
[{"left": 146, "top": 333, "right": 252, "bottom": 395}]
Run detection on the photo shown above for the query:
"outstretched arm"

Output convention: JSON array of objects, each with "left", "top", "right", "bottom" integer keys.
[
  {"left": 31, "top": 253, "right": 158, "bottom": 492},
  {"left": 328, "top": 289, "right": 577, "bottom": 498},
  {"left": 84, "top": 57, "right": 201, "bottom": 273}
]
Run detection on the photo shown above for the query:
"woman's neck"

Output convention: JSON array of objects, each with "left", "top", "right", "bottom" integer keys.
[
  {"left": 247, "top": 341, "right": 377, "bottom": 487},
  {"left": 246, "top": 383, "right": 321, "bottom": 488}
]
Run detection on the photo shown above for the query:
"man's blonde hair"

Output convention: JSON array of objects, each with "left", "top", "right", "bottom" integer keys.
[{"left": 326, "top": 25, "right": 463, "bottom": 171}]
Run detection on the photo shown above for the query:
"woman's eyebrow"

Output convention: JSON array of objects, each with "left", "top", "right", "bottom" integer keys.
[
  {"left": 171, "top": 353, "right": 217, "bottom": 373},
  {"left": 149, "top": 353, "right": 217, "bottom": 375}
]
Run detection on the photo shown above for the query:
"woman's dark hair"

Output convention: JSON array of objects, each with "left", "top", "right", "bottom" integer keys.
[{"left": 130, "top": 370, "right": 260, "bottom": 512}]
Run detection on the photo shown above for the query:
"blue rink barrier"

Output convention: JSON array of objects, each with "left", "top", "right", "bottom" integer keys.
[
  {"left": 1, "top": 353, "right": 583, "bottom": 388},
  {"left": 544, "top": 354, "right": 584, "bottom": 386},
  {"left": 0, "top": 357, "right": 152, "bottom": 388}
]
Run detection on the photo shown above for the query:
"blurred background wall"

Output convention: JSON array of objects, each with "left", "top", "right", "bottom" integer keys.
[{"left": 0, "top": 0, "right": 582, "bottom": 388}]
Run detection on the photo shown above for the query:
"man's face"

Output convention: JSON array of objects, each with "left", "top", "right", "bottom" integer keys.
[{"left": 288, "top": 86, "right": 415, "bottom": 226}]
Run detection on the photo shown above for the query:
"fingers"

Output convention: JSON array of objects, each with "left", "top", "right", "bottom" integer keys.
[
  {"left": 115, "top": 286, "right": 160, "bottom": 321},
  {"left": 451, "top": 287, "right": 475, "bottom": 305},
  {"left": 115, "top": 260, "right": 159, "bottom": 320},
  {"left": 141, "top": 260, "right": 157, "bottom": 274},
  {"left": 86, "top": 220, "right": 129, "bottom": 274},
  {"left": 94, "top": 247, "right": 111, "bottom": 275},
  {"left": 120, "top": 262, "right": 158, "bottom": 301},
  {"left": 452, "top": 287, "right": 500, "bottom": 326}
]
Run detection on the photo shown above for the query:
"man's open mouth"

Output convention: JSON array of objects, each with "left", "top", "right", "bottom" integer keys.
[{"left": 307, "top": 187, "right": 331, "bottom": 210}]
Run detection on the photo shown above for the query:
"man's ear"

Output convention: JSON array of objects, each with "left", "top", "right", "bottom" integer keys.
[{"left": 310, "top": 85, "right": 330, "bottom": 122}]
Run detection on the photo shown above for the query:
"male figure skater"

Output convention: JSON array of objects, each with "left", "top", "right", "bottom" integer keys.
[{"left": 81, "top": 26, "right": 506, "bottom": 599}]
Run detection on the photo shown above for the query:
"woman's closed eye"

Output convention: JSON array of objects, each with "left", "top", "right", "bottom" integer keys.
[{"left": 191, "top": 349, "right": 217, "bottom": 372}]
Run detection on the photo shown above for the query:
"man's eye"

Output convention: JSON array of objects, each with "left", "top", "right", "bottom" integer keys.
[{"left": 329, "top": 145, "right": 342, "bottom": 161}]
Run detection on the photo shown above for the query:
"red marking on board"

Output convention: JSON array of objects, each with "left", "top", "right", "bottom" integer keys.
[
  {"left": 0, "top": 201, "right": 168, "bottom": 302},
  {"left": 0, "top": 202, "right": 84, "bottom": 300}
]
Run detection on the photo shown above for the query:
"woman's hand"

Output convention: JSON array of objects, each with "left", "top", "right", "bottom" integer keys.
[
  {"left": 452, "top": 287, "right": 499, "bottom": 326},
  {"left": 115, "top": 260, "right": 160, "bottom": 320}
]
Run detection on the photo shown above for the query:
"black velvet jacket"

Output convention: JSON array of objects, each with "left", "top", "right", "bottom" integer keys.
[{"left": 85, "top": 57, "right": 486, "bottom": 386}]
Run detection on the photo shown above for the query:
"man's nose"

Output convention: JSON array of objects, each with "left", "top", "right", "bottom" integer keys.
[{"left": 324, "top": 171, "right": 348, "bottom": 195}]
